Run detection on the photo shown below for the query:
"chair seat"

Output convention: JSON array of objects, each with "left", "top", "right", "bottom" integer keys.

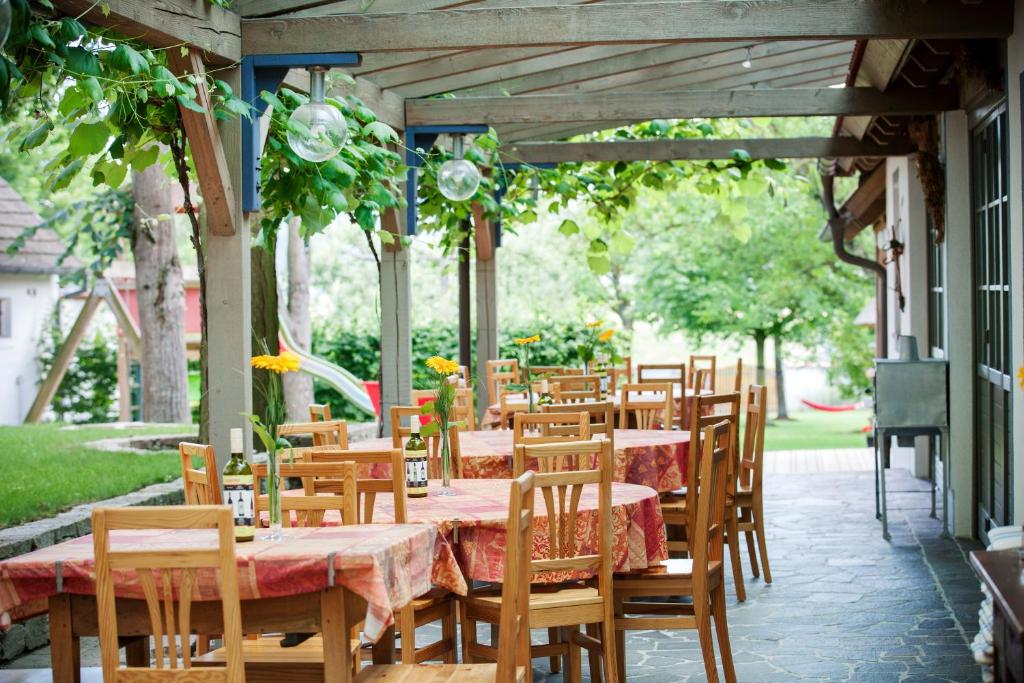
[
  {"left": 465, "top": 583, "right": 603, "bottom": 612},
  {"left": 412, "top": 585, "right": 452, "bottom": 609},
  {"left": 660, "top": 498, "right": 687, "bottom": 514},
  {"left": 195, "top": 634, "right": 361, "bottom": 680},
  {"left": 614, "top": 559, "right": 723, "bottom": 597},
  {"left": 356, "top": 663, "right": 527, "bottom": 682},
  {"left": 616, "top": 558, "right": 723, "bottom": 580}
]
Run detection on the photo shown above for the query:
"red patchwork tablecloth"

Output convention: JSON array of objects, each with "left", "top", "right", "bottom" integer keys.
[{"left": 0, "top": 524, "right": 465, "bottom": 640}]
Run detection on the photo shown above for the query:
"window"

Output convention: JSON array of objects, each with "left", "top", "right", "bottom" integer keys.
[{"left": 0, "top": 298, "right": 10, "bottom": 338}]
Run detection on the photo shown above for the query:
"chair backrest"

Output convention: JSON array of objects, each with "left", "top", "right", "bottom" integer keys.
[
  {"left": 530, "top": 365, "right": 569, "bottom": 378},
  {"left": 513, "top": 411, "right": 590, "bottom": 446},
  {"left": 692, "top": 368, "right": 710, "bottom": 397},
  {"left": 486, "top": 358, "right": 520, "bottom": 402},
  {"left": 513, "top": 436, "right": 610, "bottom": 477},
  {"left": 518, "top": 441, "right": 613, "bottom": 591},
  {"left": 278, "top": 419, "right": 349, "bottom": 448},
  {"left": 732, "top": 358, "right": 744, "bottom": 392},
  {"left": 309, "top": 403, "right": 332, "bottom": 422},
  {"left": 688, "top": 354, "right": 717, "bottom": 390},
  {"left": 496, "top": 471, "right": 535, "bottom": 681},
  {"left": 179, "top": 442, "right": 222, "bottom": 505},
  {"left": 307, "top": 447, "right": 407, "bottom": 524},
  {"left": 542, "top": 401, "right": 614, "bottom": 440},
  {"left": 739, "top": 384, "right": 768, "bottom": 491},
  {"left": 93, "top": 505, "right": 243, "bottom": 682},
  {"left": 686, "top": 391, "right": 741, "bottom": 529},
  {"left": 252, "top": 462, "right": 357, "bottom": 527},
  {"left": 551, "top": 374, "right": 602, "bottom": 403},
  {"left": 607, "top": 355, "right": 633, "bottom": 393},
  {"left": 690, "top": 421, "right": 730, "bottom": 588},
  {"left": 637, "top": 364, "right": 685, "bottom": 423},
  {"left": 618, "top": 382, "right": 674, "bottom": 430}
]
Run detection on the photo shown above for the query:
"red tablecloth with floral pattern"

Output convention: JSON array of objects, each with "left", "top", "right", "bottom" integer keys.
[
  {"left": 354, "top": 429, "right": 690, "bottom": 493},
  {"left": 284, "top": 479, "right": 666, "bottom": 583},
  {"left": 0, "top": 524, "right": 465, "bottom": 640}
]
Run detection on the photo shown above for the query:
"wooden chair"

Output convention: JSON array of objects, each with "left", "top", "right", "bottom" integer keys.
[
  {"left": 513, "top": 411, "right": 590, "bottom": 446},
  {"left": 93, "top": 505, "right": 245, "bottom": 682},
  {"left": 278, "top": 419, "right": 348, "bottom": 448},
  {"left": 390, "top": 406, "right": 464, "bottom": 479},
  {"left": 530, "top": 364, "right": 569, "bottom": 378},
  {"left": 688, "top": 354, "right": 717, "bottom": 391},
  {"left": 607, "top": 356, "right": 633, "bottom": 394},
  {"left": 637, "top": 364, "right": 685, "bottom": 428},
  {"left": 551, "top": 374, "right": 602, "bottom": 403},
  {"left": 179, "top": 442, "right": 222, "bottom": 505},
  {"left": 543, "top": 401, "right": 614, "bottom": 441},
  {"left": 308, "top": 447, "right": 455, "bottom": 665},
  {"left": 662, "top": 391, "right": 747, "bottom": 601},
  {"left": 485, "top": 358, "right": 520, "bottom": 406},
  {"left": 736, "top": 384, "right": 771, "bottom": 584},
  {"left": 613, "top": 421, "right": 736, "bottom": 683},
  {"left": 252, "top": 462, "right": 357, "bottom": 527},
  {"left": 618, "top": 382, "right": 673, "bottom": 430},
  {"left": 308, "top": 403, "right": 332, "bottom": 422},
  {"left": 732, "top": 359, "right": 744, "bottom": 392},
  {"left": 359, "top": 472, "right": 535, "bottom": 682},
  {"left": 461, "top": 440, "right": 618, "bottom": 682}
]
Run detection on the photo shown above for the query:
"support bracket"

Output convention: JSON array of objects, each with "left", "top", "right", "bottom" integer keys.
[
  {"left": 240, "top": 52, "right": 362, "bottom": 213},
  {"left": 404, "top": 125, "right": 489, "bottom": 235}
]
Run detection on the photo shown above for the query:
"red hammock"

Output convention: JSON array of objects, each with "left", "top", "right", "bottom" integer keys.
[{"left": 800, "top": 398, "right": 864, "bottom": 412}]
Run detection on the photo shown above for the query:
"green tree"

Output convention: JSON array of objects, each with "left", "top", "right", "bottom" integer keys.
[{"left": 633, "top": 162, "right": 873, "bottom": 418}]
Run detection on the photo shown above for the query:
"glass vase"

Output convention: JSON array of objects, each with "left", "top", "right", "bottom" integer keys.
[
  {"left": 438, "top": 427, "right": 455, "bottom": 496},
  {"left": 262, "top": 446, "right": 283, "bottom": 540}
]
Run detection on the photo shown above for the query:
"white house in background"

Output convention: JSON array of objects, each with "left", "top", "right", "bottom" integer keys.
[{"left": 0, "top": 178, "right": 79, "bottom": 425}]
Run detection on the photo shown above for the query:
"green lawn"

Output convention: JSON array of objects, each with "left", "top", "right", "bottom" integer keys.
[
  {"left": 1, "top": 423, "right": 195, "bottom": 528},
  {"left": 763, "top": 409, "right": 872, "bottom": 452}
]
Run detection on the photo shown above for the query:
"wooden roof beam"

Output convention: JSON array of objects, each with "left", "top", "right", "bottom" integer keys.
[
  {"left": 51, "top": 0, "right": 240, "bottom": 65},
  {"left": 241, "top": 0, "right": 1012, "bottom": 55},
  {"left": 406, "top": 86, "right": 960, "bottom": 126},
  {"left": 499, "top": 136, "right": 915, "bottom": 165}
]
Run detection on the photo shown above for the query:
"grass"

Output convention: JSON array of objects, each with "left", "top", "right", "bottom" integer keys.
[
  {"left": 0, "top": 423, "right": 195, "bottom": 528},
  {"left": 762, "top": 409, "right": 872, "bottom": 452}
]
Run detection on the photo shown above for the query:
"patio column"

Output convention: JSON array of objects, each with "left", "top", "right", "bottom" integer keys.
[
  {"left": 475, "top": 219, "right": 498, "bottom": 420},
  {"left": 208, "top": 66, "right": 253, "bottom": 468},
  {"left": 380, "top": 207, "right": 412, "bottom": 434}
]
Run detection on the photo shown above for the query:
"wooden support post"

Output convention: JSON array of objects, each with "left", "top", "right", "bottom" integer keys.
[
  {"left": 380, "top": 207, "right": 412, "bottom": 435},
  {"left": 474, "top": 215, "right": 498, "bottom": 422},
  {"left": 458, "top": 226, "right": 472, "bottom": 371},
  {"left": 207, "top": 66, "right": 253, "bottom": 467},
  {"left": 168, "top": 47, "right": 238, "bottom": 237},
  {"left": 24, "top": 290, "right": 103, "bottom": 423}
]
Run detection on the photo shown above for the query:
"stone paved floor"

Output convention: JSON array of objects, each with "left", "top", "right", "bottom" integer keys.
[{"left": 2, "top": 468, "right": 984, "bottom": 682}]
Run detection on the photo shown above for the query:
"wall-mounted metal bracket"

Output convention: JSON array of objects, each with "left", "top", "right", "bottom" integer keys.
[
  {"left": 404, "top": 125, "right": 489, "bottom": 235},
  {"left": 240, "top": 52, "right": 362, "bottom": 213}
]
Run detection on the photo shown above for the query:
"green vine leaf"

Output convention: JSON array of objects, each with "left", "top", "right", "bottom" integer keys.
[{"left": 67, "top": 121, "right": 111, "bottom": 158}]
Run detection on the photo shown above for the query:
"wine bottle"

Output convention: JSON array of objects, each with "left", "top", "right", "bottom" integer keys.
[
  {"left": 222, "top": 427, "right": 254, "bottom": 538},
  {"left": 537, "top": 379, "right": 554, "bottom": 406},
  {"left": 404, "top": 422, "right": 429, "bottom": 498}
]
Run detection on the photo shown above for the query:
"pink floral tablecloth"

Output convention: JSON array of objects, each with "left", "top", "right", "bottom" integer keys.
[
  {"left": 284, "top": 479, "right": 666, "bottom": 583},
  {"left": 0, "top": 524, "right": 465, "bottom": 640},
  {"left": 354, "top": 429, "right": 691, "bottom": 493}
]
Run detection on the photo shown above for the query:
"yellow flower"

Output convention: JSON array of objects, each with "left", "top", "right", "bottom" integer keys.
[
  {"left": 514, "top": 334, "right": 541, "bottom": 345},
  {"left": 1018, "top": 366, "right": 1024, "bottom": 389},
  {"left": 251, "top": 352, "right": 301, "bottom": 374},
  {"left": 585, "top": 320, "right": 603, "bottom": 328},
  {"left": 426, "top": 356, "right": 460, "bottom": 376},
  {"left": 598, "top": 329, "right": 615, "bottom": 343}
]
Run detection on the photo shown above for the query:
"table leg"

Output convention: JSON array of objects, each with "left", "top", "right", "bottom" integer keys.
[
  {"left": 49, "top": 594, "right": 81, "bottom": 683},
  {"left": 124, "top": 637, "right": 149, "bottom": 666},
  {"left": 371, "top": 626, "right": 396, "bottom": 665},
  {"left": 321, "top": 586, "right": 351, "bottom": 683}
]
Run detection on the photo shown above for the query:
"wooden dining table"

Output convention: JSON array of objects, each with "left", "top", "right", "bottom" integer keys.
[
  {"left": 353, "top": 429, "right": 692, "bottom": 493},
  {"left": 0, "top": 524, "right": 466, "bottom": 682}
]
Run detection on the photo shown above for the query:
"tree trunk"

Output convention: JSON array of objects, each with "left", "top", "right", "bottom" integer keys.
[
  {"left": 753, "top": 330, "right": 767, "bottom": 386},
  {"left": 250, "top": 239, "right": 280, "bottom": 424},
  {"left": 773, "top": 332, "right": 789, "bottom": 420},
  {"left": 130, "top": 164, "right": 190, "bottom": 423},
  {"left": 282, "top": 218, "right": 314, "bottom": 421}
]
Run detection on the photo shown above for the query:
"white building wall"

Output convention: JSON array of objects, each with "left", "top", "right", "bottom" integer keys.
[
  {"left": 882, "top": 156, "right": 932, "bottom": 477},
  {"left": 0, "top": 273, "right": 58, "bottom": 425}
]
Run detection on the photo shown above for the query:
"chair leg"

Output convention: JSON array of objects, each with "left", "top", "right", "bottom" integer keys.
[
  {"left": 741, "top": 507, "right": 759, "bottom": 579},
  {"left": 601, "top": 615, "right": 618, "bottom": 683},
  {"left": 614, "top": 598, "right": 626, "bottom": 683},
  {"left": 754, "top": 497, "right": 772, "bottom": 584},
  {"left": 694, "top": 592, "right": 720, "bottom": 683},
  {"left": 398, "top": 605, "right": 416, "bottom": 664},
  {"left": 566, "top": 627, "right": 582, "bottom": 683},
  {"left": 441, "top": 601, "right": 457, "bottom": 664},
  {"left": 711, "top": 584, "right": 736, "bottom": 683},
  {"left": 585, "top": 622, "right": 603, "bottom": 683},
  {"left": 548, "top": 627, "right": 562, "bottom": 673},
  {"left": 459, "top": 601, "right": 476, "bottom": 664},
  {"left": 726, "top": 509, "right": 746, "bottom": 601}
]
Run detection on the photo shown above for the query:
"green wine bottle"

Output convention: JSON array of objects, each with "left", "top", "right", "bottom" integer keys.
[
  {"left": 404, "top": 422, "right": 429, "bottom": 498},
  {"left": 222, "top": 427, "right": 254, "bottom": 538}
]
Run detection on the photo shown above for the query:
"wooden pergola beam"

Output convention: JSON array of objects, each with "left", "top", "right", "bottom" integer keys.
[
  {"left": 51, "top": 0, "right": 240, "bottom": 65},
  {"left": 241, "top": 0, "right": 1012, "bottom": 55},
  {"left": 499, "top": 136, "right": 915, "bottom": 164},
  {"left": 407, "top": 86, "right": 959, "bottom": 126}
]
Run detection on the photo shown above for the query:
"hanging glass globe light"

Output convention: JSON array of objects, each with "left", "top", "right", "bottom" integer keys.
[
  {"left": 0, "top": 0, "right": 12, "bottom": 49},
  {"left": 437, "top": 135, "right": 482, "bottom": 202},
  {"left": 286, "top": 66, "right": 348, "bottom": 163}
]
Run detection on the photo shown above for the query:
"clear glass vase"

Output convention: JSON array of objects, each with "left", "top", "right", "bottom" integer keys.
[
  {"left": 438, "top": 427, "right": 455, "bottom": 496},
  {"left": 262, "top": 447, "right": 283, "bottom": 540}
]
